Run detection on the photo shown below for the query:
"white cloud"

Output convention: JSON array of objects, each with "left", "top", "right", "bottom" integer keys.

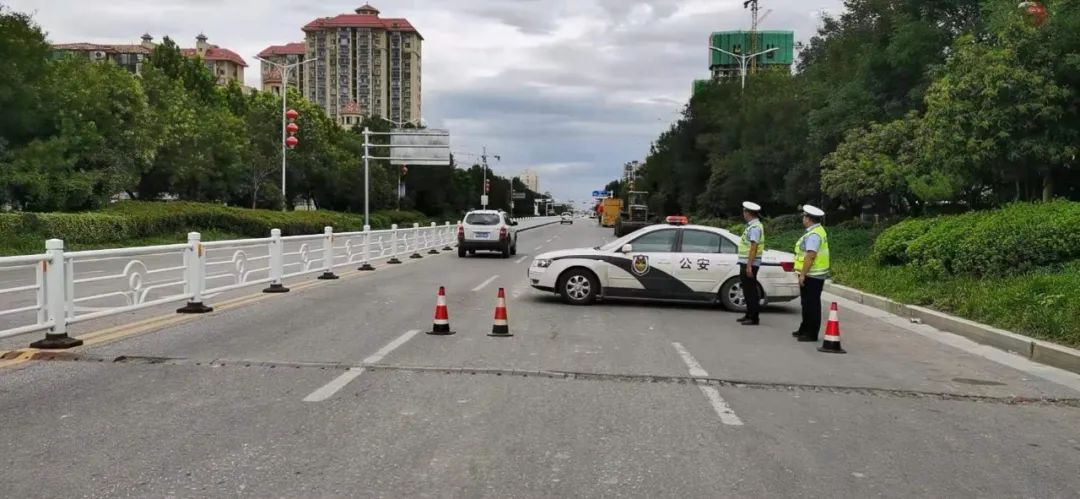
[{"left": 10, "top": 0, "right": 844, "bottom": 201}]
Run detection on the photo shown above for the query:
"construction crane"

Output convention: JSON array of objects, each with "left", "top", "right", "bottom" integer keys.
[{"left": 744, "top": 0, "right": 772, "bottom": 75}]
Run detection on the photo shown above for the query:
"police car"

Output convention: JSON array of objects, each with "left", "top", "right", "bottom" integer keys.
[{"left": 528, "top": 216, "right": 800, "bottom": 311}]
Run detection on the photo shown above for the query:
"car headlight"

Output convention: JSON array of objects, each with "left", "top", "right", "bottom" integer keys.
[{"left": 533, "top": 259, "right": 552, "bottom": 268}]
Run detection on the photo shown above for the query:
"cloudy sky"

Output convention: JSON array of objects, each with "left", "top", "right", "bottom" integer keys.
[{"left": 12, "top": 0, "right": 843, "bottom": 205}]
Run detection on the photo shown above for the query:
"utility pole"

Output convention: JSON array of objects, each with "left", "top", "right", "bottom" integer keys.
[{"left": 481, "top": 146, "right": 487, "bottom": 210}]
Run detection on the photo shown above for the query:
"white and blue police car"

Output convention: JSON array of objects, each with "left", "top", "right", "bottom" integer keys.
[{"left": 528, "top": 216, "right": 800, "bottom": 311}]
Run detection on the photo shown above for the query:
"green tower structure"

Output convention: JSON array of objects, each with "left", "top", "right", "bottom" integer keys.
[{"left": 709, "top": 30, "right": 794, "bottom": 80}]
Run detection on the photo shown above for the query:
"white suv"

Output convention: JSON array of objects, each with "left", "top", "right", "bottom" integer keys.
[{"left": 458, "top": 210, "right": 518, "bottom": 258}]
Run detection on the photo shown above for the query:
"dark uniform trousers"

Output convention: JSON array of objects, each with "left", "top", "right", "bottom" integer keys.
[
  {"left": 739, "top": 263, "right": 761, "bottom": 320},
  {"left": 798, "top": 277, "right": 825, "bottom": 339}
]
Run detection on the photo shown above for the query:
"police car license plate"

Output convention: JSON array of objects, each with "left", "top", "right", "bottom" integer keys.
[{"left": 474, "top": 232, "right": 490, "bottom": 239}]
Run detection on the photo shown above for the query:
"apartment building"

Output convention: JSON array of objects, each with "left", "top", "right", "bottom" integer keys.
[
  {"left": 181, "top": 34, "right": 247, "bottom": 86},
  {"left": 256, "top": 42, "right": 307, "bottom": 96},
  {"left": 521, "top": 169, "right": 540, "bottom": 193},
  {"left": 298, "top": 4, "right": 422, "bottom": 127},
  {"left": 51, "top": 34, "right": 246, "bottom": 86}
]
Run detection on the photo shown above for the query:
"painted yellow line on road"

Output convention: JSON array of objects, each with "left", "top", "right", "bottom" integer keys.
[{"left": 0, "top": 350, "right": 37, "bottom": 369}]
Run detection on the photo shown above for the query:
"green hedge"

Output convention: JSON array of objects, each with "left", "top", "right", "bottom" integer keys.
[
  {"left": 873, "top": 201, "right": 1080, "bottom": 276},
  {"left": 872, "top": 218, "right": 936, "bottom": 265},
  {"left": 0, "top": 202, "right": 433, "bottom": 253}
]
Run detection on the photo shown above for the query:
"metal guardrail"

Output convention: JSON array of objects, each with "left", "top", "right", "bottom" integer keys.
[{"left": 0, "top": 216, "right": 558, "bottom": 348}]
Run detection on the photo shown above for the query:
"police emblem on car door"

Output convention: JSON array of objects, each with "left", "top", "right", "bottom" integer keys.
[{"left": 632, "top": 255, "right": 649, "bottom": 275}]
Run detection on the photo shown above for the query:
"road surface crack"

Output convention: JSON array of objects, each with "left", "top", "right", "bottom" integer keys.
[{"left": 19, "top": 351, "right": 1080, "bottom": 408}]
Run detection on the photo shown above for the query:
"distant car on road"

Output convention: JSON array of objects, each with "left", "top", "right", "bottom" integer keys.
[
  {"left": 560, "top": 213, "right": 573, "bottom": 224},
  {"left": 458, "top": 210, "right": 517, "bottom": 258},
  {"left": 528, "top": 220, "right": 798, "bottom": 311}
]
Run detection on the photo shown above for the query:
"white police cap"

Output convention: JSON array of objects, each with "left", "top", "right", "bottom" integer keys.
[
  {"left": 802, "top": 204, "right": 825, "bottom": 217},
  {"left": 742, "top": 201, "right": 761, "bottom": 212}
]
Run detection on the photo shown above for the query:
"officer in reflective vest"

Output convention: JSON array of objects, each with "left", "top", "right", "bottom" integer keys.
[
  {"left": 793, "top": 205, "right": 830, "bottom": 342},
  {"left": 737, "top": 201, "right": 764, "bottom": 326}
]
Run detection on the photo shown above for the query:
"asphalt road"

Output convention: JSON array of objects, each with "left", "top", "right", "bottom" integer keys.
[{"left": 2, "top": 220, "right": 1079, "bottom": 498}]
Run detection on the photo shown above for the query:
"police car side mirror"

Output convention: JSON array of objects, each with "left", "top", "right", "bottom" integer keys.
[{"left": 621, "top": 244, "right": 633, "bottom": 253}]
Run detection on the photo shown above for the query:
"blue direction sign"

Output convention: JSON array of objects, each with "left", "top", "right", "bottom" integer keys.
[{"left": 591, "top": 190, "right": 610, "bottom": 198}]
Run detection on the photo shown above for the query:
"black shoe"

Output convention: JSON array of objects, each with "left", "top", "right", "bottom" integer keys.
[
  {"left": 742, "top": 320, "right": 759, "bottom": 326},
  {"left": 736, "top": 316, "right": 749, "bottom": 323},
  {"left": 792, "top": 331, "right": 802, "bottom": 337},
  {"left": 796, "top": 335, "right": 818, "bottom": 342}
]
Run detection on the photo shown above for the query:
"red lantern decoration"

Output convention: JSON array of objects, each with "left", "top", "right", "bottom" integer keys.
[
  {"left": 285, "top": 109, "right": 299, "bottom": 121},
  {"left": 285, "top": 136, "right": 299, "bottom": 149},
  {"left": 286, "top": 123, "right": 299, "bottom": 135},
  {"left": 1019, "top": 1, "right": 1048, "bottom": 27}
]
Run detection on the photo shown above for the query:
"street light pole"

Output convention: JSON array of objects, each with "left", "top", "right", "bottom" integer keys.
[
  {"left": 254, "top": 56, "right": 314, "bottom": 210},
  {"left": 708, "top": 46, "right": 778, "bottom": 90}
]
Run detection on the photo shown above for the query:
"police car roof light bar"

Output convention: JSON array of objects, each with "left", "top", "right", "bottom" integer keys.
[{"left": 665, "top": 215, "right": 689, "bottom": 225}]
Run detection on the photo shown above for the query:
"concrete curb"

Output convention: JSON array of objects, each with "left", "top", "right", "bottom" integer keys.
[{"left": 824, "top": 282, "right": 1080, "bottom": 375}]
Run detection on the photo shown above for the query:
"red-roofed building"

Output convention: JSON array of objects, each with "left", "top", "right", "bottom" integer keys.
[
  {"left": 51, "top": 33, "right": 247, "bottom": 87},
  {"left": 184, "top": 34, "right": 247, "bottom": 86},
  {"left": 296, "top": 4, "right": 422, "bottom": 127},
  {"left": 256, "top": 42, "right": 307, "bottom": 96}
]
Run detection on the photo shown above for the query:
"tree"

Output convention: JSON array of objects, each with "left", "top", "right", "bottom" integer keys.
[
  {"left": 0, "top": 6, "right": 50, "bottom": 150},
  {"left": 821, "top": 113, "right": 921, "bottom": 211},
  {"left": 1, "top": 56, "right": 151, "bottom": 210},
  {"left": 917, "top": 34, "right": 1074, "bottom": 203}
]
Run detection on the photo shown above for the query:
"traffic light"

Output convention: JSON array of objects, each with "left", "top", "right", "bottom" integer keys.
[{"left": 484, "top": 179, "right": 491, "bottom": 194}]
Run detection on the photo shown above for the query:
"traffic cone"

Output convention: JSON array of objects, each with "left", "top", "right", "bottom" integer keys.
[
  {"left": 488, "top": 288, "right": 512, "bottom": 337},
  {"left": 427, "top": 286, "right": 455, "bottom": 335},
  {"left": 817, "top": 302, "right": 846, "bottom": 354}
]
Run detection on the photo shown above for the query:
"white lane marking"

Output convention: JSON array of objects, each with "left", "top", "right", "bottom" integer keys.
[
  {"left": 533, "top": 245, "right": 543, "bottom": 251},
  {"left": 304, "top": 329, "right": 420, "bottom": 402},
  {"left": 546, "top": 238, "right": 554, "bottom": 243},
  {"left": 672, "top": 342, "right": 709, "bottom": 378},
  {"left": 303, "top": 368, "right": 365, "bottom": 402},
  {"left": 363, "top": 329, "right": 421, "bottom": 364},
  {"left": 515, "top": 256, "right": 529, "bottom": 264},
  {"left": 699, "top": 386, "right": 745, "bottom": 426},
  {"left": 472, "top": 275, "right": 499, "bottom": 292},
  {"left": 671, "top": 342, "right": 744, "bottom": 426}
]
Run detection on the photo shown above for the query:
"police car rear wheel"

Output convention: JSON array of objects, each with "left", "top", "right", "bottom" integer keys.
[{"left": 559, "top": 269, "right": 598, "bottom": 305}]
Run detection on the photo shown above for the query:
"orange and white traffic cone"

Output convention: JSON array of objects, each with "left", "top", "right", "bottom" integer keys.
[
  {"left": 488, "top": 287, "right": 512, "bottom": 337},
  {"left": 427, "top": 286, "right": 456, "bottom": 335},
  {"left": 817, "top": 302, "right": 846, "bottom": 354}
]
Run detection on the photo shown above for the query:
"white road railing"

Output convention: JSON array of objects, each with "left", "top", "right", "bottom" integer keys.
[{"left": 0, "top": 216, "right": 558, "bottom": 348}]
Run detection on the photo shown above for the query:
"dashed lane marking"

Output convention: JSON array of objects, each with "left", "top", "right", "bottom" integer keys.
[
  {"left": 515, "top": 256, "right": 529, "bottom": 264},
  {"left": 363, "top": 330, "right": 420, "bottom": 364},
  {"left": 533, "top": 245, "right": 543, "bottom": 251},
  {"left": 304, "top": 329, "right": 420, "bottom": 402},
  {"left": 471, "top": 275, "right": 499, "bottom": 292},
  {"left": 302, "top": 368, "right": 365, "bottom": 402},
  {"left": 671, "top": 342, "right": 744, "bottom": 426}
]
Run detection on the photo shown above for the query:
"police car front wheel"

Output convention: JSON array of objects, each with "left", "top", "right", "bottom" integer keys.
[
  {"left": 558, "top": 269, "right": 599, "bottom": 305},
  {"left": 719, "top": 277, "right": 763, "bottom": 312}
]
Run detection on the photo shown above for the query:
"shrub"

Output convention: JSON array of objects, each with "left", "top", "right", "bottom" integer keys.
[
  {"left": 769, "top": 213, "right": 803, "bottom": 232},
  {"left": 901, "top": 201, "right": 1080, "bottom": 277},
  {"left": 872, "top": 217, "right": 936, "bottom": 265},
  {"left": 0, "top": 202, "right": 437, "bottom": 254}
]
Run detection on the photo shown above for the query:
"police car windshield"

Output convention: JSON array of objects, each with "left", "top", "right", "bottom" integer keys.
[{"left": 465, "top": 213, "right": 501, "bottom": 225}]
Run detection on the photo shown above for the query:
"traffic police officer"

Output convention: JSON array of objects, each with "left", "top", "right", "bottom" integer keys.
[
  {"left": 737, "top": 202, "right": 764, "bottom": 325},
  {"left": 793, "top": 205, "right": 830, "bottom": 342}
]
